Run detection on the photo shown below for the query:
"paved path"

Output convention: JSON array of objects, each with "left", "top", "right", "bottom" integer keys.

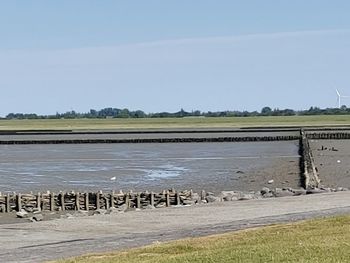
[{"left": 0, "top": 191, "right": 349, "bottom": 263}]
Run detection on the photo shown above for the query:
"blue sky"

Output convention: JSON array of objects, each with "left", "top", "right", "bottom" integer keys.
[{"left": 1, "top": 1, "right": 350, "bottom": 116}]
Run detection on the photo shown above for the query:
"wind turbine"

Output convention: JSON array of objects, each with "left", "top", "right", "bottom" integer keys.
[{"left": 335, "top": 89, "right": 350, "bottom": 108}]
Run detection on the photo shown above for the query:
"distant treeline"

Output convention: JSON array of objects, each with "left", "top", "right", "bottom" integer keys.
[{"left": 4, "top": 106, "right": 350, "bottom": 119}]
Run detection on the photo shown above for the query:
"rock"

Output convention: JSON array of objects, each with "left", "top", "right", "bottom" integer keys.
[
  {"left": 306, "top": 188, "right": 326, "bottom": 194},
  {"left": 182, "top": 200, "right": 196, "bottom": 205},
  {"left": 32, "top": 214, "right": 43, "bottom": 221},
  {"left": 108, "top": 207, "right": 119, "bottom": 214},
  {"left": 253, "top": 192, "right": 263, "bottom": 199},
  {"left": 238, "top": 194, "right": 254, "bottom": 201},
  {"left": 144, "top": 205, "right": 156, "bottom": 209},
  {"left": 16, "top": 209, "right": 29, "bottom": 218},
  {"left": 336, "top": 187, "right": 349, "bottom": 192},
  {"left": 206, "top": 192, "right": 215, "bottom": 196},
  {"left": 65, "top": 213, "right": 75, "bottom": 219},
  {"left": 219, "top": 191, "right": 239, "bottom": 201},
  {"left": 273, "top": 189, "right": 294, "bottom": 197},
  {"left": 94, "top": 209, "right": 107, "bottom": 215},
  {"left": 262, "top": 192, "right": 274, "bottom": 198},
  {"left": 261, "top": 187, "right": 271, "bottom": 195},
  {"left": 220, "top": 191, "right": 236, "bottom": 196},
  {"left": 116, "top": 204, "right": 128, "bottom": 212},
  {"left": 24, "top": 207, "right": 34, "bottom": 213},
  {"left": 290, "top": 189, "right": 307, "bottom": 196},
  {"left": 320, "top": 187, "right": 332, "bottom": 192},
  {"left": 268, "top": 180, "right": 274, "bottom": 184},
  {"left": 75, "top": 210, "right": 89, "bottom": 217},
  {"left": 190, "top": 193, "right": 200, "bottom": 202},
  {"left": 155, "top": 202, "right": 166, "bottom": 208},
  {"left": 206, "top": 195, "right": 221, "bottom": 203}
]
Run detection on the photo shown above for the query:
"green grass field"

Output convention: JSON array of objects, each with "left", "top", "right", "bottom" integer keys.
[
  {"left": 2, "top": 115, "right": 350, "bottom": 131},
  {"left": 56, "top": 215, "right": 350, "bottom": 263}
]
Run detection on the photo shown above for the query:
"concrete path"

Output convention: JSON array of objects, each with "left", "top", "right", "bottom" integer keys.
[{"left": 0, "top": 191, "right": 349, "bottom": 263}]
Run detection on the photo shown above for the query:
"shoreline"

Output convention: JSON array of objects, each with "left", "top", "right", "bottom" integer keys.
[{"left": 0, "top": 192, "right": 349, "bottom": 262}]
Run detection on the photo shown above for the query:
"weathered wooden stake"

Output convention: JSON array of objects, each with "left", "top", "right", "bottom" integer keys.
[
  {"left": 150, "top": 192, "right": 154, "bottom": 207},
  {"left": 16, "top": 193, "right": 22, "bottom": 212},
  {"left": 96, "top": 192, "right": 100, "bottom": 210},
  {"left": 6, "top": 194, "right": 10, "bottom": 213},
  {"left": 125, "top": 193, "right": 130, "bottom": 208},
  {"left": 201, "top": 190, "right": 206, "bottom": 200},
  {"left": 105, "top": 196, "right": 110, "bottom": 210},
  {"left": 166, "top": 191, "right": 170, "bottom": 207},
  {"left": 60, "top": 193, "right": 65, "bottom": 211},
  {"left": 75, "top": 192, "right": 80, "bottom": 210},
  {"left": 85, "top": 193, "right": 89, "bottom": 211},
  {"left": 50, "top": 193, "right": 55, "bottom": 211},
  {"left": 37, "top": 192, "right": 41, "bottom": 211},
  {"left": 110, "top": 192, "right": 114, "bottom": 208},
  {"left": 176, "top": 191, "right": 180, "bottom": 205},
  {"left": 136, "top": 193, "right": 141, "bottom": 208}
]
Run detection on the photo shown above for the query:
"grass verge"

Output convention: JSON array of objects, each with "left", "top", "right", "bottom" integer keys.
[{"left": 56, "top": 215, "right": 350, "bottom": 263}]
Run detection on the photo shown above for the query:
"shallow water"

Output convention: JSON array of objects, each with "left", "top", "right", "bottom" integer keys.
[{"left": 0, "top": 142, "right": 300, "bottom": 193}]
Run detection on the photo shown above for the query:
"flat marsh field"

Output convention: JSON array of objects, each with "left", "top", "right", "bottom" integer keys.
[{"left": 1, "top": 115, "right": 350, "bottom": 130}]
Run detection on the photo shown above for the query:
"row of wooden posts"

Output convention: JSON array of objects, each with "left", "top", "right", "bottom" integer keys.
[
  {"left": 307, "top": 132, "right": 350, "bottom": 140},
  {"left": 0, "top": 189, "right": 198, "bottom": 213}
]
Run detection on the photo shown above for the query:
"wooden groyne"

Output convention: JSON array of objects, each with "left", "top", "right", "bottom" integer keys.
[
  {"left": 0, "top": 190, "right": 194, "bottom": 213},
  {"left": 307, "top": 132, "right": 350, "bottom": 140},
  {"left": 0, "top": 135, "right": 300, "bottom": 144},
  {"left": 300, "top": 130, "right": 320, "bottom": 189}
]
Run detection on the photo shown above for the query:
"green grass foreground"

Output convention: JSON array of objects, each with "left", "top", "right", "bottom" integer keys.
[
  {"left": 56, "top": 215, "right": 350, "bottom": 263},
  {"left": 2, "top": 115, "right": 350, "bottom": 131}
]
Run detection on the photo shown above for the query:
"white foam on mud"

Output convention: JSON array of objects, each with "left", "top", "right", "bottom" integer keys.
[
  {"left": 146, "top": 164, "right": 188, "bottom": 180},
  {"left": 76, "top": 167, "right": 109, "bottom": 172}
]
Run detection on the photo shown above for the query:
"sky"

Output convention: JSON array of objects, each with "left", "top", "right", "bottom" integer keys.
[{"left": 1, "top": 1, "right": 350, "bottom": 116}]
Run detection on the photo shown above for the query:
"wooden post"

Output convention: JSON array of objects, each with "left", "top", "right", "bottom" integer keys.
[
  {"left": 96, "top": 192, "right": 100, "bottom": 210},
  {"left": 176, "top": 191, "right": 180, "bottom": 205},
  {"left": 136, "top": 193, "right": 141, "bottom": 208},
  {"left": 105, "top": 196, "right": 110, "bottom": 210},
  {"left": 50, "top": 193, "right": 55, "bottom": 211},
  {"left": 125, "top": 193, "right": 130, "bottom": 208},
  {"left": 16, "top": 194, "right": 22, "bottom": 212},
  {"left": 6, "top": 194, "right": 10, "bottom": 213},
  {"left": 201, "top": 190, "right": 206, "bottom": 201},
  {"left": 60, "top": 193, "right": 65, "bottom": 211},
  {"left": 75, "top": 192, "right": 80, "bottom": 210},
  {"left": 85, "top": 193, "right": 89, "bottom": 211},
  {"left": 150, "top": 192, "right": 154, "bottom": 207},
  {"left": 110, "top": 192, "right": 114, "bottom": 208},
  {"left": 37, "top": 192, "right": 41, "bottom": 211},
  {"left": 166, "top": 190, "right": 170, "bottom": 207}
]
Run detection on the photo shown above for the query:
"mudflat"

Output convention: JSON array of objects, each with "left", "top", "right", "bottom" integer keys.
[
  {"left": 0, "top": 141, "right": 300, "bottom": 193},
  {"left": 310, "top": 139, "right": 350, "bottom": 188}
]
